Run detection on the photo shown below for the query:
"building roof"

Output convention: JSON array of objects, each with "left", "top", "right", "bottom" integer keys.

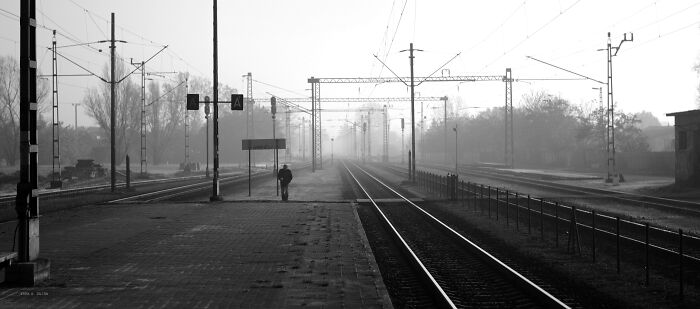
[{"left": 666, "top": 109, "right": 700, "bottom": 117}]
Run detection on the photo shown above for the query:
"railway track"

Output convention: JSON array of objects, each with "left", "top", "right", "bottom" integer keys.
[
  {"left": 427, "top": 162, "right": 700, "bottom": 217},
  {"left": 343, "top": 161, "right": 570, "bottom": 308},
  {"left": 377, "top": 162, "right": 700, "bottom": 290},
  {"left": 0, "top": 162, "right": 312, "bottom": 211}
]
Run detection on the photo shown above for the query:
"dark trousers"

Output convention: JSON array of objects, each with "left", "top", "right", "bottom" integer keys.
[{"left": 281, "top": 183, "right": 289, "bottom": 200}]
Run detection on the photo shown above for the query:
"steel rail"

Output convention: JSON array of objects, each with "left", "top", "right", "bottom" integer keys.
[
  {"left": 398, "top": 162, "right": 700, "bottom": 264},
  {"left": 342, "top": 161, "right": 457, "bottom": 309},
  {"left": 352, "top": 162, "right": 570, "bottom": 309},
  {"left": 107, "top": 162, "right": 314, "bottom": 203}
]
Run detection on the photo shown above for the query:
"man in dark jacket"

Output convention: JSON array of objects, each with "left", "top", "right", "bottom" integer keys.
[{"left": 278, "top": 164, "right": 293, "bottom": 201}]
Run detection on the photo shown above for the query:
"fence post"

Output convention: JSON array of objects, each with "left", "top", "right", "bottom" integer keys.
[
  {"left": 616, "top": 217, "right": 620, "bottom": 274},
  {"left": 488, "top": 186, "right": 492, "bottom": 218},
  {"left": 645, "top": 222, "right": 649, "bottom": 287},
  {"left": 679, "top": 228, "right": 684, "bottom": 300},
  {"left": 480, "top": 185, "right": 484, "bottom": 214},
  {"left": 540, "top": 198, "right": 544, "bottom": 241},
  {"left": 555, "top": 202, "right": 559, "bottom": 248},
  {"left": 125, "top": 155, "right": 131, "bottom": 190},
  {"left": 473, "top": 183, "right": 477, "bottom": 212},
  {"left": 515, "top": 192, "right": 519, "bottom": 231},
  {"left": 527, "top": 195, "right": 531, "bottom": 235},
  {"left": 592, "top": 210, "right": 596, "bottom": 263},
  {"left": 464, "top": 181, "right": 469, "bottom": 208},
  {"left": 496, "top": 188, "right": 500, "bottom": 221},
  {"left": 506, "top": 190, "right": 510, "bottom": 227}
]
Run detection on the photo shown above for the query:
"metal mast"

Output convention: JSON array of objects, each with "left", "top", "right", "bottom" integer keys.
[
  {"left": 605, "top": 32, "right": 633, "bottom": 182},
  {"left": 17, "top": 0, "right": 41, "bottom": 262},
  {"left": 138, "top": 61, "right": 147, "bottom": 176},
  {"left": 285, "top": 104, "right": 291, "bottom": 162},
  {"left": 184, "top": 77, "right": 190, "bottom": 168},
  {"left": 50, "top": 30, "right": 62, "bottom": 188},
  {"left": 110, "top": 12, "right": 116, "bottom": 191},
  {"left": 308, "top": 77, "right": 322, "bottom": 171},
  {"left": 383, "top": 105, "right": 388, "bottom": 162},
  {"left": 504, "top": 68, "right": 514, "bottom": 168},
  {"left": 245, "top": 72, "right": 255, "bottom": 168}
]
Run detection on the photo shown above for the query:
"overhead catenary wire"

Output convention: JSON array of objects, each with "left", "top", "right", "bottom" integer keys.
[
  {"left": 146, "top": 79, "right": 186, "bottom": 107},
  {"left": 482, "top": 0, "right": 583, "bottom": 71},
  {"left": 253, "top": 79, "right": 308, "bottom": 98}
]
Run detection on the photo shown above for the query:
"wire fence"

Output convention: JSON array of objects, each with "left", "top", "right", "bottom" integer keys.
[{"left": 416, "top": 170, "right": 699, "bottom": 299}]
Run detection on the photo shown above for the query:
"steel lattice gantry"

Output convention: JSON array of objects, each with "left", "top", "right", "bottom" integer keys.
[
  {"left": 307, "top": 70, "right": 514, "bottom": 170},
  {"left": 245, "top": 73, "right": 254, "bottom": 139},
  {"left": 504, "top": 69, "right": 514, "bottom": 168},
  {"left": 258, "top": 96, "right": 446, "bottom": 169}
]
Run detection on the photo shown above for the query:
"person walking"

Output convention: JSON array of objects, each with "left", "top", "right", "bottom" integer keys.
[{"left": 278, "top": 164, "right": 293, "bottom": 201}]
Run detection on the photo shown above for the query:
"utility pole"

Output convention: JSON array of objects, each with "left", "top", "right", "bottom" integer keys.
[
  {"left": 50, "top": 30, "right": 61, "bottom": 188},
  {"left": 362, "top": 120, "right": 367, "bottom": 163},
  {"left": 383, "top": 105, "right": 388, "bottom": 163},
  {"left": 110, "top": 12, "right": 116, "bottom": 192},
  {"left": 12, "top": 0, "right": 50, "bottom": 285},
  {"left": 130, "top": 59, "right": 147, "bottom": 177},
  {"left": 271, "top": 97, "right": 278, "bottom": 196},
  {"left": 184, "top": 77, "right": 190, "bottom": 170},
  {"left": 205, "top": 97, "right": 210, "bottom": 178},
  {"left": 443, "top": 96, "right": 448, "bottom": 165},
  {"left": 129, "top": 59, "right": 176, "bottom": 177},
  {"left": 453, "top": 125, "right": 458, "bottom": 178},
  {"left": 505, "top": 68, "right": 514, "bottom": 168},
  {"left": 211, "top": 0, "right": 222, "bottom": 201},
  {"left": 285, "top": 104, "right": 291, "bottom": 162},
  {"left": 331, "top": 138, "right": 334, "bottom": 165},
  {"left": 17, "top": 0, "right": 42, "bottom": 266},
  {"left": 401, "top": 118, "right": 405, "bottom": 164},
  {"left": 420, "top": 101, "right": 424, "bottom": 161},
  {"left": 244, "top": 72, "right": 255, "bottom": 168},
  {"left": 367, "top": 111, "right": 371, "bottom": 161},
  {"left": 400, "top": 43, "right": 422, "bottom": 181},
  {"left": 301, "top": 118, "right": 305, "bottom": 161},
  {"left": 604, "top": 32, "right": 633, "bottom": 183},
  {"left": 72, "top": 103, "right": 80, "bottom": 130}
]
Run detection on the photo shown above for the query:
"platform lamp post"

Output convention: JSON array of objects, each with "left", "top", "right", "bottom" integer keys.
[
  {"left": 272, "top": 96, "right": 279, "bottom": 196},
  {"left": 453, "top": 125, "right": 458, "bottom": 178},
  {"left": 204, "top": 96, "right": 210, "bottom": 178},
  {"left": 401, "top": 118, "right": 405, "bottom": 164}
]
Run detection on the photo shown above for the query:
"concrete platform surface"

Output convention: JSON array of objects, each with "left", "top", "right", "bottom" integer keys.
[
  {"left": 0, "top": 199, "right": 391, "bottom": 307},
  {"left": 221, "top": 163, "right": 349, "bottom": 202}
]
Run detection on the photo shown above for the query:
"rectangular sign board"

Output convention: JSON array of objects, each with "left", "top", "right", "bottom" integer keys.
[{"left": 242, "top": 138, "right": 286, "bottom": 150}]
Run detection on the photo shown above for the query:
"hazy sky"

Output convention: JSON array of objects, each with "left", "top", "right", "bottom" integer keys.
[{"left": 1, "top": 0, "right": 699, "bottom": 134}]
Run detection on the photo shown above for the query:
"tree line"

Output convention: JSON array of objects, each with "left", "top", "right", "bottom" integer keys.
[{"left": 0, "top": 54, "right": 282, "bottom": 170}]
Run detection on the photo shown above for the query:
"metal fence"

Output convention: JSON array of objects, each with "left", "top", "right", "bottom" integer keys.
[{"left": 416, "top": 170, "right": 698, "bottom": 299}]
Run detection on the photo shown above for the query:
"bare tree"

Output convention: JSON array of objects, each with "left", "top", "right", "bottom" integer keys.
[
  {"left": 0, "top": 55, "right": 49, "bottom": 166},
  {"left": 147, "top": 77, "right": 187, "bottom": 165},
  {"left": 83, "top": 58, "right": 140, "bottom": 165}
]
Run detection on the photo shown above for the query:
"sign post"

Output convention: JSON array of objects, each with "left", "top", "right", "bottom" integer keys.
[
  {"left": 271, "top": 97, "right": 278, "bottom": 196},
  {"left": 242, "top": 138, "right": 286, "bottom": 197}
]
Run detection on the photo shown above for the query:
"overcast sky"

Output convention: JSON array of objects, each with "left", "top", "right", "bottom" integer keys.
[{"left": 1, "top": 0, "right": 699, "bottom": 134}]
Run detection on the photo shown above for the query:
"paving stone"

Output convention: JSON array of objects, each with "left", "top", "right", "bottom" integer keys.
[{"left": 0, "top": 167, "right": 391, "bottom": 308}]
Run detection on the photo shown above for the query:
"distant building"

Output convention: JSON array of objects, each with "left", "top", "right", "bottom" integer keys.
[
  {"left": 641, "top": 125, "right": 674, "bottom": 152},
  {"left": 666, "top": 110, "right": 700, "bottom": 185}
]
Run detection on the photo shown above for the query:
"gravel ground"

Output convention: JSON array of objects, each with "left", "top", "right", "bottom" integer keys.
[{"left": 368, "top": 164, "right": 699, "bottom": 308}]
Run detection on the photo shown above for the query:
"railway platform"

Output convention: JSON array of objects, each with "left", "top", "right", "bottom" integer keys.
[{"left": 0, "top": 166, "right": 392, "bottom": 308}]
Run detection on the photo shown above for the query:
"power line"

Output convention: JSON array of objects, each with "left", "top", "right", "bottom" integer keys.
[
  {"left": 482, "top": 0, "right": 582, "bottom": 70},
  {"left": 631, "top": 1, "right": 700, "bottom": 33},
  {"left": 378, "top": 0, "right": 409, "bottom": 78},
  {"left": 464, "top": 1, "right": 526, "bottom": 56},
  {"left": 628, "top": 20, "right": 700, "bottom": 51},
  {"left": 253, "top": 79, "right": 307, "bottom": 98}
]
